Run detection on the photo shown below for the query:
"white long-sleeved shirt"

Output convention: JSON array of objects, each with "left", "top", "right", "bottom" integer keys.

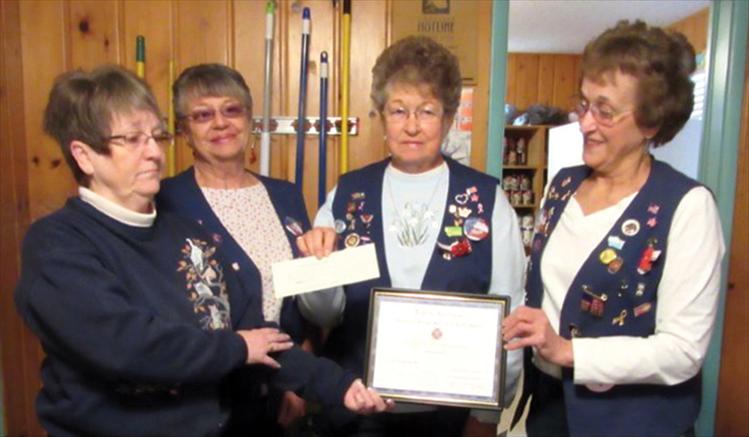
[
  {"left": 298, "top": 162, "right": 526, "bottom": 420},
  {"left": 534, "top": 186, "right": 725, "bottom": 386}
]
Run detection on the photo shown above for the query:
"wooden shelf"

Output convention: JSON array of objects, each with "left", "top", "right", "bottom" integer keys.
[{"left": 502, "top": 125, "right": 548, "bottom": 247}]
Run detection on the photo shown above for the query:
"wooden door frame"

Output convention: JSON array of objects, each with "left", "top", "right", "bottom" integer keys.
[{"left": 696, "top": 1, "right": 748, "bottom": 435}]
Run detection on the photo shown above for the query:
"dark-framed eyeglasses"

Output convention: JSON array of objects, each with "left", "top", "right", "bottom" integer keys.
[
  {"left": 184, "top": 103, "right": 248, "bottom": 124},
  {"left": 574, "top": 99, "right": 632, "bottom": 128},
  {"left": 107, "top": 130, "right": 173, "bottom": 150}
]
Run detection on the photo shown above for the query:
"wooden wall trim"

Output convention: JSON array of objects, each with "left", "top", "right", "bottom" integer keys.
[{"left": 1, "top": 0, "right": 41, "bottom": 434}]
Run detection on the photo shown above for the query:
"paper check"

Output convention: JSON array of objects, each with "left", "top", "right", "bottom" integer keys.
[{"left": 272, "top": 244, "right": 380, "bottom": 298}]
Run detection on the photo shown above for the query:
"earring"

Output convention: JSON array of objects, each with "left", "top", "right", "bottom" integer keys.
[{"left": 249, "top": 140, "right": 257, "bottom": 164}]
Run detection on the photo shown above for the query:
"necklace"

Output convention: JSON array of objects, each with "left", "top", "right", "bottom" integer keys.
[{"left": 386, "top": 165, "right": 445, "bottom": 247}]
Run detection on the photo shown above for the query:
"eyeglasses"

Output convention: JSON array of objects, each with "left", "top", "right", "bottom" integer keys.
[
  {"left": 107, "top": 130, "right": 173, "bottom": 150},
  {"left": 383, "top": 104, "right": 444, "bottom": 125},
  {"left": 184, "top": 103, "right": 248, "bottom": 124},
  {"left": 574, "top": 99, "right": 632, "bottom": 128}
]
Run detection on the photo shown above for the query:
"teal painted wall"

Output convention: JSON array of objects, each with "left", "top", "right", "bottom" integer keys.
[
  {"left": 696, "top": 1, "right": 748, "bottom": 435},
  {"left": 486, "top": 0, "right": 508, "bottom": 177}
]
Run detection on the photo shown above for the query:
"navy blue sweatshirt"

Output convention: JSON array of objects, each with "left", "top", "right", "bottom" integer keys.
[{"left": 14, "top": 198, "right": 354, "bottom": 437}]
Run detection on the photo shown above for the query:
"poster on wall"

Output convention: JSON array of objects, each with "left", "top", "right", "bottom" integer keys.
[
  {"left": 391, "top": 0, "right": 478, "bottom": 84},
  {"left": 442, "top": 87, "right": 473, "bottom": 165}
]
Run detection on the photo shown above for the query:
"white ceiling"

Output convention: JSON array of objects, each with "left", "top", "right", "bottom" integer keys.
[{"left": 508, "top": 0, "right": 712, "bottom": 53}]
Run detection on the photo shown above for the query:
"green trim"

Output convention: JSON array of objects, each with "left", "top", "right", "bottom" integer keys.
[
  {"left": 0, "top": 356, "right": 4, "bottom": 435},
  {"left": 696, "top": 1, "right": 747, "bottom": 436},
  {"left": 486, "top": 0, "right": 508, "bottom": 177}
]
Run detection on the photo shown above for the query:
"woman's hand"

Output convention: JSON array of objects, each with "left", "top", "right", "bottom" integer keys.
[
  {"left": 236, "top": 328, "right": 294, "bottom": 368},
  {"left": 277, "top": 391, "right": 307, "bottom": 428},
  {"left": 502, "top": 306, "right": 573, "bottom": 367},
  {"left": 343, "top": 379, "right": 394, "bottom": 414},
  {"left": 296, "top": 227, "right": 337, "bottom": 259}
]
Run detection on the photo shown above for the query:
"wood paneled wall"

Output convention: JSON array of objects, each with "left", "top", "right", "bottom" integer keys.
[
  {"left": 505, "top": 53, "right": 582, "bottom": 113},
  {"left": 0, "top": 1, "right": 493, "bottom": 434},
  {"left": 1, "top": 2, "right": 39, "bottom": 436},
  {"left": 667, "top": 7, "right": 709, "bottom": 55},
  {"left": 504, "top": 7, "right": 710, "bottom": 116}
]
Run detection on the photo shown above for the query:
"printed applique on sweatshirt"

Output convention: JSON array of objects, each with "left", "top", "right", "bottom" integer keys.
[{"left": 178, "top": 238, "right": 231, "bottom": 330}]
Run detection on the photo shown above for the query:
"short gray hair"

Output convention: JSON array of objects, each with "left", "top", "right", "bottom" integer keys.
[{"left": 43, "top": 64, "right": 162, "bottom": 185}]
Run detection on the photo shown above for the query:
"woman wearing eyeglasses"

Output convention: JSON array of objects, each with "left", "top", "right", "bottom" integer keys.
[
  {"left": 156, "top": 63, "right": 330, "bottom": 433},
  {"left": 14, "top": 65, "right": 390, "bottom": 437},
  {"left": 297, "top": 36, "right": 526, "bottom": 437},
  {"left": 502, "top": 21, "right": 725, "bottom": 437}
]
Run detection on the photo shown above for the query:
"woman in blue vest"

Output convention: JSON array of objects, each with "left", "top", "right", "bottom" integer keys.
[
  {"left": 14, "top": 65, "right": 389, "bottom": 437},
  {"left": 297, "top": 36, "right": 526, "bottom": 437},
  {"left": 156, "top": 63, "right": 333, "bottom": 433},
  {"left": 502, "top": 21, "right": 725, "bottom": 437}
]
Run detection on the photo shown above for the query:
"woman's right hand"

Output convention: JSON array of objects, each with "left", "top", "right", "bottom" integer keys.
[
  {"left": 236, "top": 328, "right": 294, "bottom": 368},
  {"left": 502, "top": 306, "right": 573, "bottom": 367},
  {"left": 296, "top": 227, "right": 337, "bottom": 259},
  {"left": 343, "top": 379, "right": 394, "bottom": 414}
]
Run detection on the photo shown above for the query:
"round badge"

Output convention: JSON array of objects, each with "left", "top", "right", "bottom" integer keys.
[
  {"left": 599, "top": 248, "right": 617, "bottom": 265},
  {"left": 621, "top": 219, "right": 640, "bottom": 237},
  {"left": 334, "top": 219, "right": 347, "bottom": 234},
  {"left": 463, "top": 217, "right": 490, "bottom": 241},
  {"left": 586, "top": 383, "right": 614, "bottom": 393},
  {"left": 344, "top": 233, "right": 361, "bottom": 248}
]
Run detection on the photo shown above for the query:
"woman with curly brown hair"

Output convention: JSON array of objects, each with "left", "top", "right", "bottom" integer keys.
[
  {"left": 298, "top": 36, "right": 526, "bottom": 437},
  {"left": 503, "top": 21, "right": 725, "bottom": 437}
]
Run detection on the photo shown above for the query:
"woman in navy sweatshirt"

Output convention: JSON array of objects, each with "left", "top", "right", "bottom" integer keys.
[{"left": 14, "top": 65, "right": 389, "bottom": 437}]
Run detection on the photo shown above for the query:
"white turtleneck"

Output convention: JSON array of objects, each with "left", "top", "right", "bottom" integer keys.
[{"left": 79, "top": 187, "right": 156, "bottom": 227}]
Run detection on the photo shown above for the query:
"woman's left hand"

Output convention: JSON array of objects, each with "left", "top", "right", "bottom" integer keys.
[
  {"left": 343, "top": 379, "right": 394, "bottom": 414},
  {"left": 502, "top": 306, "right": 573, "bottom": 367}
]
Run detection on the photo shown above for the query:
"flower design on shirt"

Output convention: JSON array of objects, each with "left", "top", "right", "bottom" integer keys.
[
  {"left": 388, "top": 201, "right": 439, "bottom": 247},
  {"left": 178, "top": 238, "right": 230, "bottom": 331}
]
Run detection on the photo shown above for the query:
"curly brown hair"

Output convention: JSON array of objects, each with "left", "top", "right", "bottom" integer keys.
[
  {"left": 581, "top": 20, "right": 696, "bottom": 146},
  {"left": 370, "top": 36, "right": 462, "bottom": 119}
]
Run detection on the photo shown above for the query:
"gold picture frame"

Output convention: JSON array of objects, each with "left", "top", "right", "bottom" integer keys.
[{"left": 364, "top": 288, "right": 509, "bottom": 410}]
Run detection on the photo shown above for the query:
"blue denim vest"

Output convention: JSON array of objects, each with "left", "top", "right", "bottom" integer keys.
[
  {"left": 525, "top": 159, "right": 702, "bottom": 436},
  {"left": 325, "top": 157, "right": 498, "bottom": 375}
]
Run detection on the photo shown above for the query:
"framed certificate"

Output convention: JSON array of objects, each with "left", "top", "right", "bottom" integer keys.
[{"left": 364, "top": 288, "right": 509, "bottom": 410}]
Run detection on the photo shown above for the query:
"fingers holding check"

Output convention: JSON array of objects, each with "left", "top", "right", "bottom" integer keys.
[
  {"left": 237, "top": 328, "right": 294, "bottom": 368},
  {"left": 343, "top": 379, "right": 394, "bottom": 415},
  {"left": 296, "top": 227, "right": 337, "bottom": 259},
  {"left": 502, "top": 306, "right": 573, "bottom": 367}
]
